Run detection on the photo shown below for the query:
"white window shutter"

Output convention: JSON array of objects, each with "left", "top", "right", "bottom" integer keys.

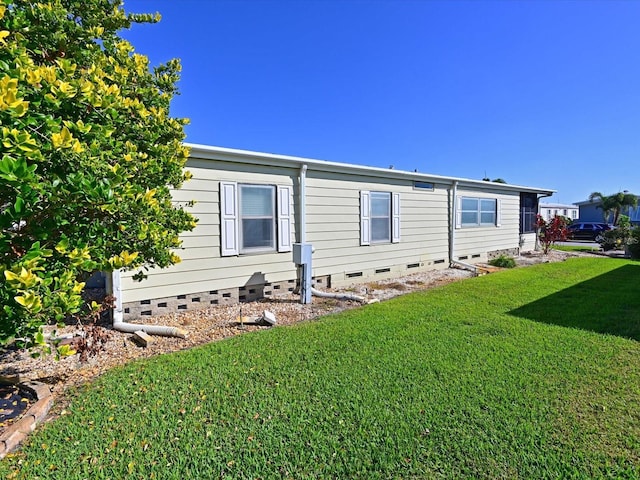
[
  {"left": 360, "top": 190, "right": 371, "bottom": 246},
  {"left": 455, "top": 196, "right": 462, "bottom": 229},
  {"left": 496, "top": 199, "right": 502, "bottom": 227},
  {"left": 220, "top": 182, "right": 238, "bottom": 256},
  {"left": 277, "top": 185, "right": 292, "bottom": 252},
  {"left": 392, "top": 192, "right": 400, "bottom": 243}
]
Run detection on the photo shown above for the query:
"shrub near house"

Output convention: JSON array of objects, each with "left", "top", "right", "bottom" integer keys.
[
  {"left": 0, "top": 1, "right": 195, "bottom": 350},
  {"left": 536, "top": 215, "right": 568, "bottom": 254}
]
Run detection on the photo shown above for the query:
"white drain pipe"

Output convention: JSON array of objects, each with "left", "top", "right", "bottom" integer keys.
[
  {"left": 107, "top": 271, "right": 187, "bottom": 338},
  {"left": 311, "top": 287, "right": 367, "bottom": 303},
  {"left": 297, "top": 164, "right": 367, "bottom": 304},
  {"left": 300, "top": 164, "right": 307, "bottom": 244}
]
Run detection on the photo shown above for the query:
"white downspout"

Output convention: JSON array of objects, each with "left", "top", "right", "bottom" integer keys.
[
  {"left": 300, "top": 164, "right": 307, "bottom": 244},
  {"left": 107, "top": 271, "right": 186, "bottom": 338},
  {"left": 449, "top": 181, "right": 479, "bottom": 274},
  {"left": 293, "top": 165, "right": 308, "bottom": 297},
  {"left": 449, "top": 181, "right": 458, "bottom": 267},
  {"left": 297, "top": 164, "right": 366, "bottom": 304}
]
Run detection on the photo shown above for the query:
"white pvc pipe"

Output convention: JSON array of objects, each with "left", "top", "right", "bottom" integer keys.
[
  {"left": 450, "top": 259, "right": 480, "bottom": 274},
  {"left": 311, "top": 287, "right": 367, "bottom": 303},
  {"left": 107, "top": 271, "right": 187, "bottom": 338}
]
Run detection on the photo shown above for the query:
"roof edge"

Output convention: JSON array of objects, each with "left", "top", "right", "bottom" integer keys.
[{"left": 185, "top": 143, "right": 556, "bottom": 195}]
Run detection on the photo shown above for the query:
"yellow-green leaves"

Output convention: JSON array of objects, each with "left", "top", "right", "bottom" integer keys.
[
  {"left": 14, "top": 291, "right": 43, "bottom": 313},
  {"left": 55, "top": 238, "right": 70, "bottom": 254},
  {"left": 0, "top": 76, "right": 29, "bottom": 116},
  {"left": 56, "top": 81, "right": 77, "bottom": 98},
  {"left": 0, "top": 5, "right": 8, "bottom": 43},
  {"left": 67, "top": 246, "right": 91, "bottom": 267},
  {"left": 108, "top": 251, "right": 140, "bottom": 269},
  {"left": 5, "top": 268, "right": 41, "bottom": 289},
  {"left": 57, "top": 344, "right": 77, "bottom": 357},
  {"left": 55, "top": 58, "right": 77, "bottom": 76},
  {"left": 2, "top": 127, "right": 38, "bottom": 153},
  {"left": 51, "top": 126, "right": 84, "bottom": 153}
]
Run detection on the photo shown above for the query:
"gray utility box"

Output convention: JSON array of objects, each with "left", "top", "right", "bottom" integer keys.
[
  {"left": 293, "top": 243, "right": 313, "bottom": 265},
  {"left": 293, "top": 243, "right": 313, "bottom": 304}
]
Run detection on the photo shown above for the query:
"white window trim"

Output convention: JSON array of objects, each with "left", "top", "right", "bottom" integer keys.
[
  {"left": 456, "top": 196, "right": 501, "bottom": 228},
  {"left": 239, "top": 184, "right": 276, "bottom": 254},
  {"left": 361, "top": 190, "right": 400, "bottom": 245},
  {"left": 220, "top": 181, "right": 292, "bottom": 256}
]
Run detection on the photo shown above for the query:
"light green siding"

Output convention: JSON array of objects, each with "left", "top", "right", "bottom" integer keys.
[
  {"left": 120, "top": 158, "right": 297, "bottom": 302},
  {"left": 453, "top": 186, "right": 521, "bottom": 262},
  {"left": 303, "top": 170, "right": 450, "bottom": 285},
  {"left": 120, "top": 152, "right": 540, "bottom": 304}
]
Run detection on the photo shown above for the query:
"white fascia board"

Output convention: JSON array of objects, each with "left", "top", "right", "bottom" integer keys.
[{"left": 185, "top": 143, "right": 555, "bottom": 196}]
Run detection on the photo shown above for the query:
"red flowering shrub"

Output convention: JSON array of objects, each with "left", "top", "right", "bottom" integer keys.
[{"left": 536, "top": 215, "right": 569, "bottom": 254}]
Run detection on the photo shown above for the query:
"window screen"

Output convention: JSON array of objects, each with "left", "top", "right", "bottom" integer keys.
[{"left": 239, "top": 185, "right": 275, "bottom": 251}]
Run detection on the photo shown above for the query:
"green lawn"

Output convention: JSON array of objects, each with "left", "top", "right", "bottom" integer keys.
[
  {"left": 552, "top": 243, "right": 601, "bottom": 253},
  {"left": 2, "top": 257, "right": 640, "bottom": 479}
]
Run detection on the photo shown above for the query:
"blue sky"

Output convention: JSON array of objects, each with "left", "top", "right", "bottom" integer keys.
[{"left": 120, "top": 0, "right": 640, "bottom": 204}]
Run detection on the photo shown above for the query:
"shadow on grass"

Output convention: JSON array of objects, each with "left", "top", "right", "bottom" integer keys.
[{"left": 509, "top": 264, "right": 640, "bottom": 341}]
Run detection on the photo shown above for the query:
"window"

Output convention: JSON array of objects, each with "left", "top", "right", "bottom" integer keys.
[
  {"left": 457, "top": 197, "right": 499, "bottom": 227},
  {"left": 520, "top": 193, "right": 538, "bottom": 234},
  {"left": 360, "top": 191, "right": 400, "bottom": 245},
  {"left": 240, "top": 185, "right": 275, "bottom": 252},
  {"left": 371, "top": 192, "right": 391, "bottom": 242},
  {"left": 220, "top": 182, "right": 292, "bottom": 256}
]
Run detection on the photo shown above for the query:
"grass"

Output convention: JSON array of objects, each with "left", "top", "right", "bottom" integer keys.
[
  {"left": 2, "top": 257, "right": 640, "bottom": 479},
  {"left": 553, "top": 243, "right": 601, "bottom": 252}
]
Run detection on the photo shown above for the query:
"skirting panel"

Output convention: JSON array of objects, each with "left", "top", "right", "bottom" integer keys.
[
  {"left": 487, "top": 247, "right": 520, "bottom": 260},
  {"left": 122, "top": 275, "right": 331, "bottom": 320}
]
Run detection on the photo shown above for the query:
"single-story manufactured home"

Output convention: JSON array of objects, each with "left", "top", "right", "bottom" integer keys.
[
  {"left": 111, "top": 144, "right": 554, "bottom": 321},
  {"left": 538, "top": 202, "right": 578, "bottom": 222}
]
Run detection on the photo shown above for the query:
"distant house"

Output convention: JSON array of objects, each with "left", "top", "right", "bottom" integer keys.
[
  {"left": 574, "top": 195, "right": 640, "bottom": 224},
  {"left": 538, "top": 203, "right": 579, "bottom": 222},
  {"left": 110, "top": 144, "right": 554, "bottom": 320}
]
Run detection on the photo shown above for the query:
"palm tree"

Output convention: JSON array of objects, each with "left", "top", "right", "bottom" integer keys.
[
  {"left": 588, "top": 191, "right": 638, "bottom": 225},
  {"left": 588, "top": 192, "right": 613, "bottom": 223}
]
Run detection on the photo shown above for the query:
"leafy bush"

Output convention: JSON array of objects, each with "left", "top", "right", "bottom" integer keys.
[
  {"left": 597, "top": 215, "right": 636, "bottom": 253},
  {"left": 489, "top": 255, "right": 516, "bottom": 268},
  {"left": 0, "top": 1, "right": 196, "bottom": 349},
  {"left": 627, "top": 227, "right": 640, "bottom": 259}
]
